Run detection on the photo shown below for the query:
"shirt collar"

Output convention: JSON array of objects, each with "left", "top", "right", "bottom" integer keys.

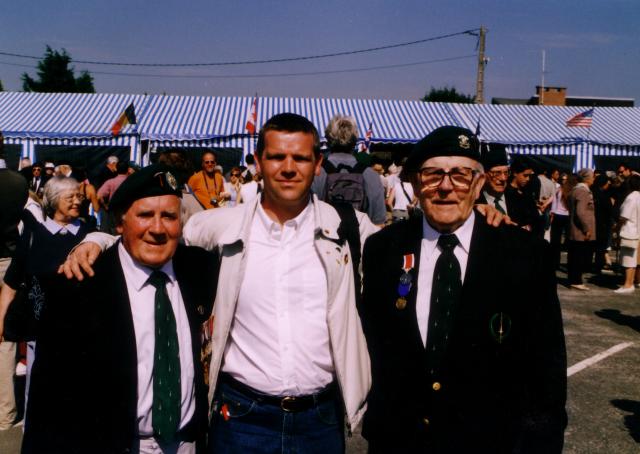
[
  {"left": 117, "top": 242, "right": 176, "bottom": 292},
  {"left": 256, "top": 197, "right": 313, "bottom": 234},
  {"left": 421, "top": 211, "right": 475, "bottom": 256},
  {"left": 43, "top": 217, "right": 81, "bottom": 236}
]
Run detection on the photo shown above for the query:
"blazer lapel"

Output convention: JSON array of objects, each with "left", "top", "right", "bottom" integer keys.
[{"left": 397, "top": 216, "right": 425, "bottom": 351}]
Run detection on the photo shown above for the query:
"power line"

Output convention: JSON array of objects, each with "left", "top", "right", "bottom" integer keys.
[
  {"left": 0, "top": 29, "right": 479, "bottom": 67},
  {"left": 0, "top": 55, "right": 476, "bottom": 79}
]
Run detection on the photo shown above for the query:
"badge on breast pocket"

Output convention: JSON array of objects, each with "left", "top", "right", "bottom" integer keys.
[{"left": 489, "top": 312, "right": 512, "bottom": 344}]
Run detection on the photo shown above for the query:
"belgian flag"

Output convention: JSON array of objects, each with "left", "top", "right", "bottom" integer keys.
[{"left": 111, "top": 103, "right": 137, "bottom": 136}]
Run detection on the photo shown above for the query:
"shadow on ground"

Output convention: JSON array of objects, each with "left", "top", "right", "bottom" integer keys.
[
  {"left": 595, "top": 309, "right": 640, "bottom": 334},
  {"left": 611, "top": 399, "right": 640, "bottom": 443},
  {"left": 587, "top": 273, "right": 620, "bottom": 289}
]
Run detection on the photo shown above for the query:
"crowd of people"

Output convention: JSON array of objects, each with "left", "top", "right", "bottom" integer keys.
[{"left": 0, "top": 112, "right": 636, "bottom": 453}]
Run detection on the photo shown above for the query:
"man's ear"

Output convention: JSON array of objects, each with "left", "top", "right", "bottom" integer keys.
[
  {"left": 314, "top": 153, "right": 323, "bottom": 176},
  {"left": 254, "top": 153, "right": 262, "bottom": 176},
  {"left": 115, "top": 212, "right": 125, "bottom": 234},
  {"left": 473, "top": 174, "right": 486, "bottom": 200}
]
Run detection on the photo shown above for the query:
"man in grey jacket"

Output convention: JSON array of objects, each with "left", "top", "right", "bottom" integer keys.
[
  {"left": 567, "top": 168, "right": 596, "bottom": 290},
  {"left": 63, "top": 113, "right": 376, "bottom": 454},
  {"left": 311, "top": 114, "right": 387, "bottom": 226}
]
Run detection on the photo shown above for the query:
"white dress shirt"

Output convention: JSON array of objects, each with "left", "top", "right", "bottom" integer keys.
[
  {"left": 221, "top": 200, "right": 334, "bottom": 396},
  {"left": 415, "top": 213, "right": 475, "bottom": 347},
  {"left": 118, "top": 244, "right": 195, "bottom": 437}
]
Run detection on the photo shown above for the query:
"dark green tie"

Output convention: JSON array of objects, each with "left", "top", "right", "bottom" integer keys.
[
  {"left": 425, "top": 234, "right": 462, "bottom": 382},
  {"left": 147, "top": 270, "right": 181, "bottom": 444},
  {"left": 494, "top": 196, "right": 506, "bottom": 215}
]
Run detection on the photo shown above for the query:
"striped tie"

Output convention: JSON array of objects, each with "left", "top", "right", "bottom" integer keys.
[{"left": 147, "top": 270, "right": 181, "bottom": 444}]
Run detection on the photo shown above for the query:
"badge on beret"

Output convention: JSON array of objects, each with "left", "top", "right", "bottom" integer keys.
[
  {"left": 489, "top": 312, "right": 512, "bottom": 344},
  {"left": 165, "top": 171, "right": 178, "bottom": 191},
  {"left": 458, "top": 135, "right": 470, "bottom": 149}
]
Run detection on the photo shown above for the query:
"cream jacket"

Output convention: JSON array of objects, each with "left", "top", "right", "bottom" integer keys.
[{"left": 184, "top": 195, "right": 375, "bottom": 429}]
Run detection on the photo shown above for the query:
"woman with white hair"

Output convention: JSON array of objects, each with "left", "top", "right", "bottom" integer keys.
[{"left": 0, "top": 176, "right": 93, "bottom": 417}]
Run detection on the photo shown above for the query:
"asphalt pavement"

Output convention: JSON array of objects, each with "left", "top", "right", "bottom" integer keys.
[{"left": 1, "top": 261, "right": 639, "bottom": 453}]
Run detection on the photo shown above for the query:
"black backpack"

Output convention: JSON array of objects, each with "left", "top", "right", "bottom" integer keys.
[
  {"left": 333, "top": 202, "right": 362, "bottom": 302},
  {"left": 323, "top": 160, "right": 368, "bottom": 212}
]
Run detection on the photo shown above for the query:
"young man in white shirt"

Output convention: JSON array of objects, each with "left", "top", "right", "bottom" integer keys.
[{"left": 63, "top": 114, "right": 377, "bottom": 454}]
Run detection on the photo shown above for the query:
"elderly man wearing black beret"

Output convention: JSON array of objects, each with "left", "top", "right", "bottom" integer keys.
[
  {"left": 22, "top": 165, "right": 219, "bottom": 454},
  {"left": 359, "top": 126, "right": 567, "bottom": 453}
]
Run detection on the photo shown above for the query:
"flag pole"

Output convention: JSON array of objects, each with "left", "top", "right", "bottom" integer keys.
[{"left": 585, "top": 105, "right": 595, "bottom": 142}]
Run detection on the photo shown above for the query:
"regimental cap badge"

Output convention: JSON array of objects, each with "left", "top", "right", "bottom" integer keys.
[
  {"left": 458, "top": 135, "right": 471, "bottom": 149},
  {"left": 165, "top": 171, "right": 178, "bottom": 191}
]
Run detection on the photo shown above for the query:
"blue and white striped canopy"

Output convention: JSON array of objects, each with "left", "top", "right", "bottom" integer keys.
[
  {"left": 138, "top": 95, "right": 458, "bottom": 145},
  {"left": 0, "top": 92, "right": 145, "bottom": 145},
  {"left": 1, "top": 92, "right": 640, "bottom": 165},
  {"left": 449, "top": 103, "right": 640, "bottom": 147}
]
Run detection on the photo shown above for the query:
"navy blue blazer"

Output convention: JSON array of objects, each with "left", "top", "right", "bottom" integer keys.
[
  {"left": 360, "top": 213, "right": 567, "bottom": 453},
  {"left": 23, "top": 243, "right": 219, "bottom": 454}
]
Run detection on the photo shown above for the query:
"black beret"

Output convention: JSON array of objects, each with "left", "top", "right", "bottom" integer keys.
[
  {"left": 405, "top": 126, "right": 480, "bottom": 172},
  {"left": 480, "top": 143, "right": 509, "bottom": 170},
  {"left": 110, "top": 164, "right": 182, "bottom": 213}
]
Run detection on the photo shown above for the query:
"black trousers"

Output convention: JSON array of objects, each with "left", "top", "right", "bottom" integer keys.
[
  {"left": 550, "top": 214, "right": 569, "bottom": 269},
  {"left": 567, "top": 240, "right": 595, "bottom": 285}
]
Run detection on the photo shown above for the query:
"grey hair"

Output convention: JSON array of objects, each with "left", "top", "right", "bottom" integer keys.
[
  {"left": 107, "top": 155, "right": 119, "bottom": 164},
  {"left": 42, "top": 176, "right": 79, "bottom": 218},
  {"left": 577, "top": 168, "right": 594, "bottom": 182},
  {"left": 325, "top": 114, "right": 358, "bottom": 152}
]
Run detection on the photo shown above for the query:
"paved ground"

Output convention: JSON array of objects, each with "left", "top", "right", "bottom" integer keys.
[{"left": 2, "top": 261, "right": 639, "bottom": 453}]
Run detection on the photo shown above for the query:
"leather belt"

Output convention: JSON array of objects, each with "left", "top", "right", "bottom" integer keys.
[{"left": 219, "top": 373, "right": 337, "bottom": 413}]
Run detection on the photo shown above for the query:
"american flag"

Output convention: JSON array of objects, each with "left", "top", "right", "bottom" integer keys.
[
  {"left": 359, "top": 121, "right": 373, "bottom": 153},
  {"left": 245, "top": 95, "right": 258, "bottom": 135},
  {"left": 566, "top": 109, "right": 594, "bottom": 128}
]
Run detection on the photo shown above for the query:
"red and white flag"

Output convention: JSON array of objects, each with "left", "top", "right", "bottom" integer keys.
[
  {"left": 359, "top": 121, "right": 373, "bottom": 153},
  {"left": 245, "top": 95, "right": 258, "bottom": 135}
]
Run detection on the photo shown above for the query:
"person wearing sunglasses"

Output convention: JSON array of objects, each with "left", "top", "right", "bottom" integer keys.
[
  {"left": 188, "top": 151, "right": 225, "bottom": 209},
  {"left": 221, "top": 167, "right": 244, "bottom": 208},
  {"left": 360, "top": 126, "right": 567, "bottom": 453}
]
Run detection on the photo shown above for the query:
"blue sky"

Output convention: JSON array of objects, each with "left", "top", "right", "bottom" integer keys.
[{"left": 1, "top": 0, "right": 638, "bottom": 102}]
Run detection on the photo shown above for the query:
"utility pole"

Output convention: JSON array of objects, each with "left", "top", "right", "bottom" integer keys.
[
  {"left": 475, "top": 26, "right": 487, "bottom": 104},
  {"left": 540, "top": 50, "right": 546, "bottom": 105}
]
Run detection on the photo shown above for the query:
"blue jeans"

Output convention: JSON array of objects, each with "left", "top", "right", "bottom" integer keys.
[{"left": 208, "top": 381, "right": 345, "bottom": 454}]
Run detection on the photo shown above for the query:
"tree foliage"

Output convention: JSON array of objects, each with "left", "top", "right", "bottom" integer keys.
[
  {"left": 22, "top": 46, "right": 95, "bottom": 93},
  {"left": 422, "top": 86, "right": 474, "bottom": 103}
]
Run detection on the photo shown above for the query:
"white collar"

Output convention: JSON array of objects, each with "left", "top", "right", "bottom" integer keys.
[
  {"left": 43, "top": 217, "right": 81, "bottom": 235},
  {"left": 117, "top": 242, "right": 177, "bottom": 292},
  {"left": 256, "top": 197, "right": 312, "bottom": 233},
  {"left": 421, "top": 211, "right": 475, "bottom": 257}
]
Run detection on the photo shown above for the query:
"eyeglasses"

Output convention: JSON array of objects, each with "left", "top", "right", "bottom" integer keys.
[
  {"left": 487, "top": 169, "right": 509, "bottom": 178},
  {"left": 204, "top": 160, "right": 216, "bottom": 164},
  {"left": 63, "top": 194, "right": 86, "bottom": 203},
  {"left": 418, "top": 166, "right": 480, "bottom": 190},
  {"left": 231, "top": 173, "right": 241, "bottom": 177},
  {"left": 33, "top": 168, "right": 42, "bottom": 172}
]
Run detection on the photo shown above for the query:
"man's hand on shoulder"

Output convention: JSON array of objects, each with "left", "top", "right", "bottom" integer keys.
[
  {"left": 475, "top": 203, "right": 516, "bottom": 227},
  {"left": 58, "top": 242, "right": 102, "bottom": 280}
]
